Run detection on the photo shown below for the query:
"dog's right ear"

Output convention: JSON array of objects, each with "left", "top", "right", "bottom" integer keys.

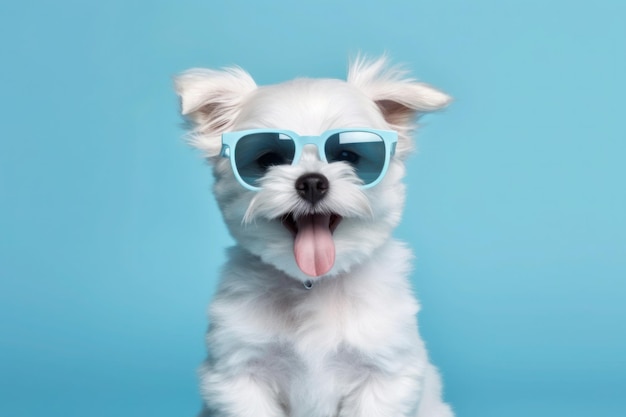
[
  {"left": 175, "top": 67, "right": 257, "bottom": 156},
  {"left": 348, "top": 55, "right": 451, "bottom": 156}
]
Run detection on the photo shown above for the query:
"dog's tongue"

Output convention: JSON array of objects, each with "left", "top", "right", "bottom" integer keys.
[{"left": 294, "top": 214, "right": 335, "bottom": 277}]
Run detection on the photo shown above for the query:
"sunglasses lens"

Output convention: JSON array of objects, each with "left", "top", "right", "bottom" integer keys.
[
  {"left": 234, "top": 132, "right": 296, "bottom": 187},
  {"left": 324, "top": 131, "right": 386, "bottom": 185}
]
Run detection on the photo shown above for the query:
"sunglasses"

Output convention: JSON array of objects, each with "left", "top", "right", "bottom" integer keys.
[{"left": 221, "top": 128, "right": 398, "bottom": 191}]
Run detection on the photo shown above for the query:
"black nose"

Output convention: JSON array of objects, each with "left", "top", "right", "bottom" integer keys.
[{"left": 295, "top": 173, "right": 329, "bottom": 205}]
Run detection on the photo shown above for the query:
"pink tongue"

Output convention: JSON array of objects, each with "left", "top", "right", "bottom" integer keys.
[{"left": 294, "top": 214, "right": 335, "bottom": 277}]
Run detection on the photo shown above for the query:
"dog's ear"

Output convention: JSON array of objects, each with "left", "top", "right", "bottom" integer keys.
[
  {"left": 348, "top": 56, "right": 451, "bottom": 154},
  {"left": 175, "top": 67, "right": 257, "bottom": 156}
]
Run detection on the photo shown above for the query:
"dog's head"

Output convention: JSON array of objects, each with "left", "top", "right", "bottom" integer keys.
[{"left": 175, "top": 57, "right": 450, "bottom": 284}]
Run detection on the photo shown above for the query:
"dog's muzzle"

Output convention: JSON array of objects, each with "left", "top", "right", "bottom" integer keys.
[{"left": 281, "top": 175, "right": 342, "bottom": 278}]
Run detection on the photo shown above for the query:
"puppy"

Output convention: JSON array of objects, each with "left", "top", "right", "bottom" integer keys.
[{"left": 175, "top": 56, "right": 454, "bottom": 417}]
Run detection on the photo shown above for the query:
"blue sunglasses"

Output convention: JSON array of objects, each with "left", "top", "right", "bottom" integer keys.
[{"left": 221, "top": 128, "right": 398, "bottom": 191}]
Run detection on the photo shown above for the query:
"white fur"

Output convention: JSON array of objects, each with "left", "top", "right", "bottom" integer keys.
[{"left": 176, "top": 56, "right": 453, "bottom": 417}]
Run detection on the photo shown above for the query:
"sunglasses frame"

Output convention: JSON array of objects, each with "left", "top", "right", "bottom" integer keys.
[{"left": 221, "top": 128, "right": 398, "bottom": 191}]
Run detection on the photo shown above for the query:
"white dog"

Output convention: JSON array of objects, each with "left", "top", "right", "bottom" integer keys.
[{"left": 175, "top": 56, "right": 454, "bottom": 417}]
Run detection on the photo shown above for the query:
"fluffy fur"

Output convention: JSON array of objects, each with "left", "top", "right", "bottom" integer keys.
[{"left": 176, "top": 56, "right": 454, "bottom": 417}]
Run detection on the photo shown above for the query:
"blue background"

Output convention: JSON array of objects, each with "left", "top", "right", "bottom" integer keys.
[{"left": 1, "top": 1, "right": 625, "bottom": 416}]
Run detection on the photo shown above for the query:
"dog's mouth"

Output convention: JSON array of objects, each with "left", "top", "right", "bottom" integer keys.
[{"left": 281, "top": 213, "right": 342, "bottom": 277}]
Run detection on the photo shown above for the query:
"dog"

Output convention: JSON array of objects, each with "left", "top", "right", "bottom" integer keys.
[{"left": 175, "top": 56, "right": 454, "bottom": 417}]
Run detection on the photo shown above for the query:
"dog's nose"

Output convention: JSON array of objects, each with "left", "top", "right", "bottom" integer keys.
[{"left": 295, "top": 173, "right": 329, "bottom": 205}]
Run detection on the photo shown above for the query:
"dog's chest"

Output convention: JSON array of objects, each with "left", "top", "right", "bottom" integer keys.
[
  {"left": 213, "top": 249, "right": 419, "bottom": 358},
  {"left": 259, "top": 287, "right": 415, "bottom": 416},
  {"left": 209, "top": 248, "right": 423, "bottom": 414},
  {"left": 263, "top": 275, "right": 416, "bottom": 358}
]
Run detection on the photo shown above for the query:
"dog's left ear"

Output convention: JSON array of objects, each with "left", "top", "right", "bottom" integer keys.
[
  {"left": 348, "top": 56, "right": 451, "bottom": 154},
  {"left": 175, "top": 67, "right": 257, "bottom": 156}
]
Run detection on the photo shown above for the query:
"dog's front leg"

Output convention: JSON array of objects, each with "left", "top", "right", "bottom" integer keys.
[
  {"left": 338, "top": 371, "right": 422, "bottom": 417},
  {"left": 199, "top": 364, "right": 286, "bottom": 417}
]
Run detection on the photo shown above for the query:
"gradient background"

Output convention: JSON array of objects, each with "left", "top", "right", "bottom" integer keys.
[{"left": 1, "top": 1, "right": 625, "bottom": 416}]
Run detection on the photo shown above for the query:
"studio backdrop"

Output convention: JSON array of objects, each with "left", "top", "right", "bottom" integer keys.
[{"left": 1, "top": 1, "right": 624, "bottom": 416}]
